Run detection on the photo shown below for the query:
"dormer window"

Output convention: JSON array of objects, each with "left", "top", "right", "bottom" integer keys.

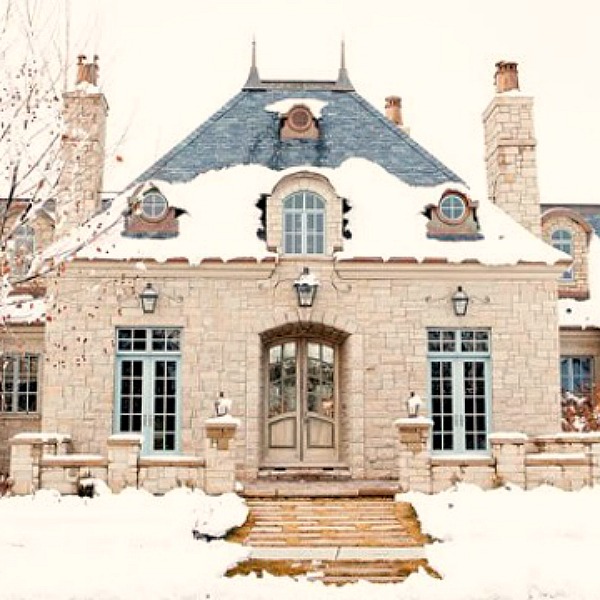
[
  {"left": 280, "top": 104, "right": 319, "bottom": 140},
  {"left": 426, "top": 190, "right": 481, "bottom": 240},
  {"left": 140, "top": 191, "right": 168, "bottom": 221},
  {"left": 283, "top": 191, "right": 325, "bottom": 254},
  {"left": 9, "top": 224, "right": 35, "bottom": 278},
  {"left": 123, "top": 185, "right": 180, "bottom": 239},
  {"left": 439, "top": 193, "right": 467, "bottom": 223},
  {"left": 551, "top": 229, "right": 574, "bottom": 281}
]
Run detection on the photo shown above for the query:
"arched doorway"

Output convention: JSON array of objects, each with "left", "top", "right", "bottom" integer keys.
[{"left": 261, "top": 322, "right": 348, "bottom": 465}]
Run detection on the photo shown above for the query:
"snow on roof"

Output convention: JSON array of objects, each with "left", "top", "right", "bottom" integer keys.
[
  {"left": 0, "top": 295, "right": 47, "bottom": 325},
  {"left": 264, "top": 98, "right": 328, "bottom": 118},
  {"left": 42, "top": 158, "right": 566, "bottom": 269},
  {"left": 559, "top": 234, "right": 600, "bottom": 328}
]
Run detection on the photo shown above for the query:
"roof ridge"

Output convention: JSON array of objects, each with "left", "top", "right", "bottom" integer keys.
[
  {"left": 131, "top": 92, "right": 247, "bottom": 187},
  {"left": 347, "top": 92, "right": 464, "bottom": 185}
]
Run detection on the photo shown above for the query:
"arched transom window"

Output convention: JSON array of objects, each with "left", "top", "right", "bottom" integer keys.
[
  {"left": 551, "top": 229, "right": 574, "bottom": 280},
  {"left": 283, "top": 191, "right": 325, "bottom": 254}
]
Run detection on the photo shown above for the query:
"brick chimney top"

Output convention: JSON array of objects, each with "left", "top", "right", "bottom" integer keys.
[
  {"left": 385, "top": 95, "right": 403, "bottom": 126},
  {"left": 494, "top": 61, "right": 519, "bottom": 93},
  {"left": 76, "top": 54, "right": 99, "bottom": 86}
]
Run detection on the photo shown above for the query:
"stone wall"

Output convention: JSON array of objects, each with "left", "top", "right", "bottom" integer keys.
[
  {"left": 542, "top": 212, "right": 590, "bottom": 299},
  {"left": 483, "top": 94, "right": 540, "bottom": 237},
  {"left": 396, "top": 421, "right": 600, "bottom": 492},
  {"left": 40, "top": 259, "right": 562, "bottom": 481}
]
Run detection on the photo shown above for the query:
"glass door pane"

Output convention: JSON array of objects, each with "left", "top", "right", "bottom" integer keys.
[
  {"left": 153, "top": 360, "right": 178, "bottom": 451},
  {"left": 430, "top": 361, "right": 454, "bottom": 451},
  {"left": 118, "top": 359, "right": 143, "bottom": 434},
  {"left": 463, "top": 360, "right": 488, "bottom": 451}
]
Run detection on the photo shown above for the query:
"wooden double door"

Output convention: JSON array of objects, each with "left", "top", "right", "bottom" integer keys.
[{"left": 264, "top": 339, "right": 338, "bottom": 464}]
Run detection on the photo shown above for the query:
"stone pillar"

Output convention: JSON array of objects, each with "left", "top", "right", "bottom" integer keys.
[
  {"left": 490, "top": 433, "right": 528, "bottom": 488},
  {"left": 587, "top": 440, "right": 600, "bottom": 486},
  {"left": 9, "top": 435, "right": 44, "bottom": 495},
  {"left": 107, "top": 434, "right": 142, "bottom": 492},
  {"left": 204, "top": 418, "right": 239, "bottom": 495},
  {"left": 395, "top": 418, "right": 432, "bottom": 493}
]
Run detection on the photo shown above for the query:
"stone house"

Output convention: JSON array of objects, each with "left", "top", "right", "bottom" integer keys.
[{"left": 4, "top": 52, "right": 600, "bottom": 495}]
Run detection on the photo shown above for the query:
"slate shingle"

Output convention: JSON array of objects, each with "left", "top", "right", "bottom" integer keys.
[{"left": 134, "top": 87, "right": 463, "bottom": 188}]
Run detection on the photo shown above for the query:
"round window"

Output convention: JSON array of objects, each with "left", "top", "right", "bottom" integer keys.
[
  {"left": 288, "top": 106, "right": 313, "bottom": 132},
  {"left": 439, "top": 193, "right": 467, "bottom": 223},
  {"left": 140, "top": 192, "right": 168, "bottom": 221}
]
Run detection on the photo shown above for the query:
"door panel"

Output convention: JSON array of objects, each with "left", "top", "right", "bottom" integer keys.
[{"left": 264, "top": 340, "right": 337, "bottom": 463}]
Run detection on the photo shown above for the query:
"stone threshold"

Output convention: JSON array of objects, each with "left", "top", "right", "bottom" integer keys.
[{"left": 249, "top": 546, "right": 427, "bottom": 560}]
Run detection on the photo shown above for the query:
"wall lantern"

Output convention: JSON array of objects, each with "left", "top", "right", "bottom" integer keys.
[
  {"left": 406, "top": 391, "right": 423, "bottom": 418},
  {"left": 451, "top": 286, "right": 469, "bottom": 317},
  {"left": 139, "top": 282, "right": 159, "bottom": 314},
  {"left": 293, "top": 267, "right": 319, "bottom": 308}
]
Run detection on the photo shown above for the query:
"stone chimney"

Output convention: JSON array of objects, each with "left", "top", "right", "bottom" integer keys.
[
  {"left": 385, "top": 96, "right": 410, "bottom": 135},
  {"left": 483, "top": 61, "right": 540, "bottom": 237},
  {"left": 55, "top": 55, "right": 108, "bottom": 239}
]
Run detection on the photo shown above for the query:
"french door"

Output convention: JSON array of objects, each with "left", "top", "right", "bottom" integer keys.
[
  {"left": 115, "top": 328, "right": 181, "bottom": 455},
  {"left": 264, "top": 340, "right": 337, "bottom": 463},
  {"left": 428, "top": 329, "right": 491, "bottom": 453}
]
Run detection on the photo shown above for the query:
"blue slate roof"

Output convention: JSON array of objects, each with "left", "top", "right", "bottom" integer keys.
[{"left": 134, "top": 82, "right": 463, "bottom": 188}]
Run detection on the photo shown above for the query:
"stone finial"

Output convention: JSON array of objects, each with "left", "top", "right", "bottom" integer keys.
[
  {"left": 385, "top": 95, "right": 403, "bottom": 126},
  {"left": 494, "top": 61, "right": 519, "bottom": 93},
  {"left": 75, "top": 54, "right": 100, "bottom": 86}
]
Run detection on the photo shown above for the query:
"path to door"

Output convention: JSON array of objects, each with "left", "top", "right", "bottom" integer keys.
[{"left": 227, "top": 488, "right": 437, "bottom": 585}]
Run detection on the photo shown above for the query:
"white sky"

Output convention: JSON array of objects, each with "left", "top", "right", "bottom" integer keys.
[{"left": 66, "top": 0, "right": 600, "bottom": 204}]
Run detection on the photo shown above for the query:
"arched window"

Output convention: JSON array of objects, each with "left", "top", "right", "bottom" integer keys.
[
  {"left": 283, "top": 191, "right": 325, "bottom": 254},
  {"left": 11, "top": 224, "right": 35, "bottom": 277},
  {"left": 551, "top": 229, "right": 573, "bottom": 280}
]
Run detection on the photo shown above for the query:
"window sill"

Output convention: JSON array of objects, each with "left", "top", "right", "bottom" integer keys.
[
  {"left": 138, "top": 456, "right": 206, "bottom": 468},
  {"left": 0, "top": 412, "right": 40, "bottom": 419},
  {"left": 431, "top": 454, "right": 494, "bottom": 468}
]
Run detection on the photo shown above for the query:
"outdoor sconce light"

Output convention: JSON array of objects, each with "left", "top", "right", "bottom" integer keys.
[
  {"left": 214, "top": 391, "right": 232, "bottom": 417},
  {"left": 294, "top": 267, "right": 319, "bottom": 308},
  {"left": 407, "top": 391, "right": 423, "bottom": 418},
  {"left": 451, "top": 286, "right": 469, "bottom": 317},
  {"left": 139, "top": 282, "right": 159, "bottom": 314}
]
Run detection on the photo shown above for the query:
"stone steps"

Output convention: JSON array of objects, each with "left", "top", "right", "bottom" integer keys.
[{"left": 227, "top": 497, "right": 431, "bottom": 585}]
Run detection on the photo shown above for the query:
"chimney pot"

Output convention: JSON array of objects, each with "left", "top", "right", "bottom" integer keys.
[
  {"left": 385, "top": 95, "right": 403, "bottom": 126},
  {"left": 494, "top": 61, "right": 519, "bottom": 93},
  {"left": 75, "top": 54, "right": 100, "bottom": 86}
]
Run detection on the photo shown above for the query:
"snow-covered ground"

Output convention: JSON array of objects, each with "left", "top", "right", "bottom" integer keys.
[{"left": 1, "top": 483, "right": 599, "bottom": 599}]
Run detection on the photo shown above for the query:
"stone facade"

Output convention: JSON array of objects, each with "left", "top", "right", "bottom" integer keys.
[{"left": 39, "top": 258, "right": 562, "bottom": 482}]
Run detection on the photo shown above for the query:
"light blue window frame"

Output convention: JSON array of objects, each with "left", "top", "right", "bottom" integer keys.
[
  {"left": 427, "top": 329, "right": 491, "bottom": 454},
  {"left": 283, "top": 191, "right": 326, "bottom": 254},
  {"left": 560, "top": 356, "right": 593, "bottom": 398},
  {"left": 114, "top": 327, "right": 182, "bottom": 455},
  {"left": 551, "top": 229, "right": 574, "bottom": 281}
]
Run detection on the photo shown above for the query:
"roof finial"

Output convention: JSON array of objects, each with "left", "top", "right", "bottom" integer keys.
[
  {"left": 335, "top": 38, "right": 354, "bottom": 91},
  {"left": 243, "top": 36, "right": 263, "bottom": 90}
]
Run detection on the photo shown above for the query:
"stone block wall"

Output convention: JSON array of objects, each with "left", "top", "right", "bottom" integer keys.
[
  {"left": 398, "top": 425, "right": 600, "bottom": 492},
  {"left": 41, "top": 259, "right": 561, "bottom": 481},
  {"left": 483, "top": 94, "right": 540, "bottom": 237},
  {"left": 542, "top": 212, "right": 590, "bottom": 299}
]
